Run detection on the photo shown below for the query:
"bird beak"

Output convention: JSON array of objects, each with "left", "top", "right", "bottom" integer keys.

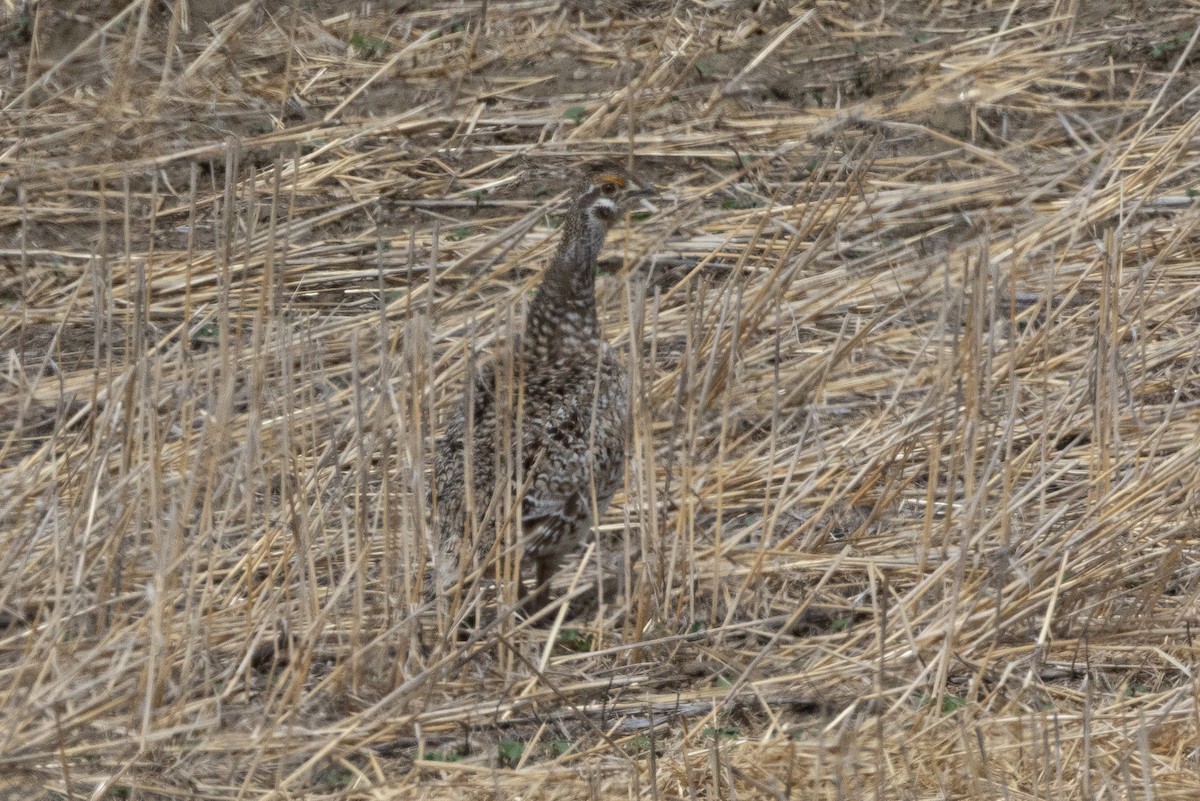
[
  {"left": 631, "top": 181, "right": 660, "bottom": 213},
  {"left": 632, "top": 181, "right": 659, "bottom": 198}
]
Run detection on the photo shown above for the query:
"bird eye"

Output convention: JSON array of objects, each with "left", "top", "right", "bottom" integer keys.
[{"left": 600, "top": 182, "right": 617, "bottom": 196}]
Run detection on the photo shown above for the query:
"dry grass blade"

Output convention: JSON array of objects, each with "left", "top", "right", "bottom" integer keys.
[{"left": 3, "top": 1, "right": 1200, "bottom": 798}]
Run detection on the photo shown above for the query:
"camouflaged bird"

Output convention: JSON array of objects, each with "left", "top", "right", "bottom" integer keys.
[{"left": 430, "top": 161, "right": 656, "bottom": 612}]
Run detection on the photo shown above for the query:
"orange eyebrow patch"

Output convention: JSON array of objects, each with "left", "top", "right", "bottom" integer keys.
[{"left": 595, "top": 174, "right": 626, "bottom": 188}]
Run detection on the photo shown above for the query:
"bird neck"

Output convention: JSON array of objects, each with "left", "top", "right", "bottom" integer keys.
[{"left": 524, "top": 202, "right": 607, "bottom": 361}]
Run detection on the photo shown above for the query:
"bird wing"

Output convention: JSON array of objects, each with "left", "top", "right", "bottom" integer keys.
[{"left": 516, "top": 372, "right": 625, "bottom": 549}]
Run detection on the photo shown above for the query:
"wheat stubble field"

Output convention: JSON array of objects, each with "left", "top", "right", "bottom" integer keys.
[{"left": 3, "top": 0, "right": 1200, "bottom": 798}]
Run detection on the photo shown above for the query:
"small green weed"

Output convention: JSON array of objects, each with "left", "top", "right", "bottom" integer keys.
[
  {"left": 720, "top": 196, "right": 759, "bottom": 210},
  {"left": 425, "top": 749, "right": 463, "bottom": 763},
  {"left": 190, "top": 323, "right": 219, "bottom": 344},
  {"left": 1, "top": 14, "right": 32, "bottom": 46},
  {"left": 349, "top": 33, "right": 388, "bottom": 59},
  {"left": 558, "top": 628, "right": 594, "bottom": 652},
  {"left": 703, "top": 726, "right": 740, "bottom": 739},
  {"left": 316, "top": 767, "right": 354, "bottom": 789},
  {"left": 940, "top": 694, "right": 966, "bottom": 714},
  {"left": 499, "top": 738, "right": 526, "bottom": 767},
  {"left": 1150, "top": 31, "right": 1191, "bottom": 61}
]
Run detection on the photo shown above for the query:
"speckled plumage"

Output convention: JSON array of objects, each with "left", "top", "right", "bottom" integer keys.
[{"left": 430, "top": 162, "right": 653, "bottom": 610}]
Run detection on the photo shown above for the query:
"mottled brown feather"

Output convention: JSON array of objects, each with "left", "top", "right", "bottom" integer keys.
[{"left": 430, "top": 162, "right": 651, "bottom": 609}]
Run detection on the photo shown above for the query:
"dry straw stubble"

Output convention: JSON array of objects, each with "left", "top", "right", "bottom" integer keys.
[{"left": 3, "top": 0, "right": 1200, "bottom": 798}]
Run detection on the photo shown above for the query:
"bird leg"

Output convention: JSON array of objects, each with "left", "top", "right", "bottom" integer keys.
[
  {"left": 534, "top": 556, "right": 554, "bottom": 612},
  {"left": 517, "top": 554, "right": 561, "bottom": 617}
]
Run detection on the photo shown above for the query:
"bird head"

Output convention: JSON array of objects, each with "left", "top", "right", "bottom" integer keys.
[
  {"left": 576, "top": 160, "right": 658, "bottom": 224},
  {"left": 559, "top": 160, "right": 657, "bottom": 260}
]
